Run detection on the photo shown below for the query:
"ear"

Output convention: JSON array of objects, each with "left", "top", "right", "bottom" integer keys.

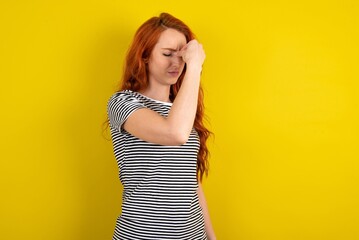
[{"left": 143, "top": 58, "right": 149, "bottom": 63}]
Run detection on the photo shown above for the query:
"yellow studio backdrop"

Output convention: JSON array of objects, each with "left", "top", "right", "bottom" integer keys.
[{"left": 1, "top": 0, "right": 358, "bottom": 239}]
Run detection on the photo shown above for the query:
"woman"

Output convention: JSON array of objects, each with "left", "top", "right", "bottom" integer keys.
[{"left": 107, "top": 12, "right": 216, "bottom": 240}]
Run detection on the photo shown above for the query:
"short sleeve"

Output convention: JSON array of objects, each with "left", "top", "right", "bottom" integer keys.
[{"left": 107, "top": 91, "right": 146, "bottom": 132}]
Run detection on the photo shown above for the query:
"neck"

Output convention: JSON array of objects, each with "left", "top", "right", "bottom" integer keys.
[{"left": 140, "top": 83, "right": 172, "bottom": 103}]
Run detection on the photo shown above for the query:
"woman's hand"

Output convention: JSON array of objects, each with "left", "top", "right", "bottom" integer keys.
[{"left": 178, "top": 40, "right": 206, "bottom": 72}]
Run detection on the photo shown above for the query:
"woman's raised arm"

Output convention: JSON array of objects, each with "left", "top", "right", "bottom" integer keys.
[{"left": 123, "top": 40, "right": 205, "bottom": 145}]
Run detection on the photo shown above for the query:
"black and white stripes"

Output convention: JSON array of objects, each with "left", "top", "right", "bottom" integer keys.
[{"left": 108, "top": 90, "right": 206, "bottom": 240}]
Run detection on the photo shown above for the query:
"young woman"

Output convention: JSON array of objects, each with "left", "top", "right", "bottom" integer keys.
[{"left": 107, "top": 12, "right": 216, "bottom": 240}]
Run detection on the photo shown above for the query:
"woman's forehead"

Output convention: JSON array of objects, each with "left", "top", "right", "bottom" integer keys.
[{"left": 156, "top": 29, "right": 186, "bottom": 49}]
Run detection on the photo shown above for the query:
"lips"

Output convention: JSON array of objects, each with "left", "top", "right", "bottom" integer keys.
[{"left": 168, "top": 70, "right": 180, "bottom": 77}]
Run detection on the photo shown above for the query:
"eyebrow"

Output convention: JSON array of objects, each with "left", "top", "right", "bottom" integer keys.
[{"left": 161, "top": 48, "right": 178, "bottom": 51}]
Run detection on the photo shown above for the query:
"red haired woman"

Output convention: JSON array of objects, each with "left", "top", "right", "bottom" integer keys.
[{"left": 107, "top": 12, "right": 216, "bottom": 240}]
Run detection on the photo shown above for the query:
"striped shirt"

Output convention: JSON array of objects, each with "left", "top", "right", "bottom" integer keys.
[{"left": 107, "top": 90, "right": 206, "bottom": 240}]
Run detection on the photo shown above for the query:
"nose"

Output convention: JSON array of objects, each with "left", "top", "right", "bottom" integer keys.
[{"left": 171, "top": 54, "right": 183, "bottom": 65}]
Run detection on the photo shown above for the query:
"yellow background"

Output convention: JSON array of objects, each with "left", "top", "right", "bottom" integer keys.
[{"left": 1, "top": 1, "right": 358, "bottom": 239}]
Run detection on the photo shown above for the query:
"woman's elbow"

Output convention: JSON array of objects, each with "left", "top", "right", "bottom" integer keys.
[{"left": 168, "top": 129, "right": 189, "bottom": 146}]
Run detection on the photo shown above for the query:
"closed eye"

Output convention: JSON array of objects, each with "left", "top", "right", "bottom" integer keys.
[{"left": 163, "top": 53, "right": 172, "bottom": 57}]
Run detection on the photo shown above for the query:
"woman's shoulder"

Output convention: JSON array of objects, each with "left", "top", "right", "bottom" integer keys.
[
  {"left": 107, "top": 90, "right": 146, "bottom": 115},
  {"left": 108, "top": 90, "right": 139, "bottom": 103},
  {"left": 110, "top": 89, "right": 134, "bottom": 98},
  {"left": 108, "top": 90, "right": 172, "bottom": 107}
]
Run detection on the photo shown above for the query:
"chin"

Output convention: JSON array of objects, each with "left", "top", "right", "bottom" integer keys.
[
  {"left": 171, "top": 79, "right": 180, "bottom": 85},
  {"left": 167, "top": 77, "right": 179, "bottom": 85}
]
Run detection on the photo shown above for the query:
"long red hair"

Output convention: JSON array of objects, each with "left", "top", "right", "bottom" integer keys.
[{"left": 119, "top": 12, "right": 211, "bottom": 182}]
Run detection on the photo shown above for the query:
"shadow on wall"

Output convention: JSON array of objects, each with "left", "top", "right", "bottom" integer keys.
[{"left": 63, "top": 23, "right": 131, "bottom": 239}]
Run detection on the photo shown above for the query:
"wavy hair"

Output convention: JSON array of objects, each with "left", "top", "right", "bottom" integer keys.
[{"left": 117, "top": 12, "right": 211, "bottom": 182}]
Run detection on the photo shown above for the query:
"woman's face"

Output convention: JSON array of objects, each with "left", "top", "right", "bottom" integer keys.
[{"left": 147, "top": 28, "right": 187, "bottom": 87}]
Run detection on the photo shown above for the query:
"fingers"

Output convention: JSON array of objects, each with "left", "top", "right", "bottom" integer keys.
[
  {"left": 178, "top": 40, "right": 199, "bottom": 55},
  {"left": 179, "top": 40, "right": 205, "bottom": 67},
  {"left": 177, "top": 44, "right": 188, "bottom": 58},
  {"left": 176, "top": 50, "right": 184, "bottom": 58}
]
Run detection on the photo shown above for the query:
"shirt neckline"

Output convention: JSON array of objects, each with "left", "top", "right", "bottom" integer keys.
[{"left": 133, "top": 91, "right": 173, "bottom": 106}]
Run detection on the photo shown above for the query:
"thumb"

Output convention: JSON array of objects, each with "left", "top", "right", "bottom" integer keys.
[{"left": 178, "top": 44, "right": 188, "bottom": 56}]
